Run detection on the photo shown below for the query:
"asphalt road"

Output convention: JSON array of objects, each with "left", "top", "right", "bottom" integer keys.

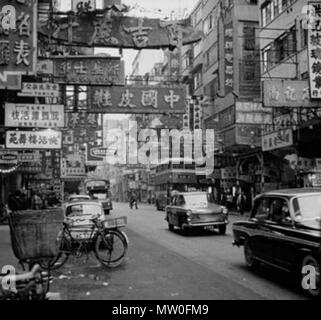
[{"left": 0, "top": 203, "right": 308, "bottom": 300}]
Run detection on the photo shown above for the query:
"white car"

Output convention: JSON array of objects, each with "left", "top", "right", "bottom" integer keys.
[{"left": 67, "top": 194, "right": 91, "bottom": 202}]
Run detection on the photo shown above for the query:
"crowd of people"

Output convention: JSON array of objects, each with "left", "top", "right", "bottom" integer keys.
[{"left": 6, "top": 189, "right": 61, "bottom": 212}]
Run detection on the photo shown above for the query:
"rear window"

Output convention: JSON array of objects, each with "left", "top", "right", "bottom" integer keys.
[
  {"left": 66, "top": 204, "right": 102, "bottom": 217},
  {"left": 293, "top": 195, "right": 321, "bottom": 220},
  {"left": 184, "top": 194, "right": 214, "bottom": 208}
]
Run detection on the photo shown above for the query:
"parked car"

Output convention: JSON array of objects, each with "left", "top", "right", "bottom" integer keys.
[
  {"left": 68, "top": 194, "right": 91, "bottom": 202},
  {"left": 232, "top": 188, "right": 321, "bottom": 298},
  {"left": 165, "top": 192, "right": 229, "bottom": 234}
]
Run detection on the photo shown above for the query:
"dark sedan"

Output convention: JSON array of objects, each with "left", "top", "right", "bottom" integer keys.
[
  {"left": 165, "top": 192, "right": 229, "bottom": 235},
  {"left": 232, "top": 189, "right": 321, "bottom": 297}
]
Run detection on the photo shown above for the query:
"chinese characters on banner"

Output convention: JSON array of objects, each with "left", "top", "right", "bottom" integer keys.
[
  {"left": 263, "top": 80, "right": 321, "bottom": 107},
  {"left": 87, "top": 86, "right": 186, "bottom": 113},
  {"left": 18, "top": 82, "right": 60, "bottom": 97},
  {"left": 6, "top": 130, "right": 62, "bottom": 149},
  {"left": 224, "top": 21, "right": 233, "bottom": 94},
  {"left": 262, "top": 129, "right": 293, "bottom": 152},
  {"left": 235, "top": 102, "right": 272, "bottom": 125},
  {"left": 0, "top": 0, "right": 37, "bottom": 89},
  {"left": 308, "top": 2, "right": 321, "bottom": 98},
  {"left": 53, "top": 56, "right": 125, "bottom": 85},
  {"left": 39, "top": 14, "right": 203, "bottom": 49},
  {"left": 5, "top": 103, "right": 65, "bottom": 128}
]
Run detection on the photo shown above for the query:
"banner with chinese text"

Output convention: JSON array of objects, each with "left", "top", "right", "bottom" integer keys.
[
  {"left": 18, "top": 82, "right": 60, "bottom": 97},
  {"left": 0, "top": 0, "right": 37, "bottom": 89},
  {"left": 263, "top": 80, "right": 321, "bottom": 107},
  {"left": 39, "top": 14, "right": 203, "bottom": 50},
  {"left": 308, "top": 1, "right": 321, "bottom": 99},
  {"left": 262, "top": 129, "right": 293, "bottom": 152},
  {"left": 87, "top": 85, "right": 186, "bottom": 113},
  {"left": 6, "top": 130, "right": 62, "bottom": 149},
  {"left": 52, "top": 56, "right": 125, "bottom": 85},
  {"left": 5, "top": 103, "right": 65, "bottom": 128}
]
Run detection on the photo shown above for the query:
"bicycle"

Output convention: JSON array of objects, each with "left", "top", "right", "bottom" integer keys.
[
  {"left": 0, "top": 264, "right": 51, "bottom": 300},
  {"left": 45, "top": 216, "right": 128, "bottom": 270}
]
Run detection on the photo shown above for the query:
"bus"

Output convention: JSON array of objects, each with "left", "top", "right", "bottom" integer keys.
[
  {"left": 84, "top": 179, "right": 113, "bottom": 215},
  {"left": 154, "top": 157, "right": 201, "bottom": 211}
]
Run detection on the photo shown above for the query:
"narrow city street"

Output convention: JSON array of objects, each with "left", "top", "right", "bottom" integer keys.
[{"left": 0, "top": 203, "right": 307, "bottom": 300}]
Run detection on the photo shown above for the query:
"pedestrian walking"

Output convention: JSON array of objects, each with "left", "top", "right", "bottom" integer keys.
[{"left": 237, "top": 191, "right": 247, "bottom": 216}]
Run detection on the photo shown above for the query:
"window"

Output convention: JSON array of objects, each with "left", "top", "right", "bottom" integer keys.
[
  {"left": 176, "top": 195, "right": 185, "bottom": 206},
  {"left": 252, "top": 198, "right": 270, "bottom": 220},
  {"left": 270, "top": 198, "right": 290, "bottom": 223},
  {"left": 204, "top": 43, "right": 218, "bottom": 69},
  {"left": 261, "top": 0, "right": 296, "bottom": 27},
  {"left": 301, "top": 20, "right": 308, "bottom": 48},
  {"left": 193, "top": 70, "right": 202, "bottom": 89},
  {"left": 193, "top": 42, "right": 202, "bottom": 58},
  {"left": 204, "top": 14, "right": 213, "bottom": 35}
]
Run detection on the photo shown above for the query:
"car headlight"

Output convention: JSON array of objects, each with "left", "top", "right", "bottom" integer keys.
[
  {"left": 186, "top": 210, "right": 192, "bottom": 217},
  {"left": 221, "top": 207, "right": 228, "bottom": 215}
]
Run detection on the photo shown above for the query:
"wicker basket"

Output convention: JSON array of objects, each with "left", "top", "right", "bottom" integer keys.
[{"left": 8, "top": 209, "right": 64, "bottom": 262}]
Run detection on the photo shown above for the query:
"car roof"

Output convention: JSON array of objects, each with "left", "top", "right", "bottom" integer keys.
[
  {"left": 65, "top": 200, "right": 101, "bottom": 206},
  {"left": 259, "top": 188, "right": 321, "bottom": 198},
  {"left": 174, "top": 192, "right": 208, "bottom": 196}
]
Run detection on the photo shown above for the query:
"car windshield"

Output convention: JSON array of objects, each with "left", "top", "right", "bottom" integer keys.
[
  {"left": 184, "top": 194, "right": 214, "bottom": 208},
  {"left": 293, "top": 195, "right": 321, "bottom": 228},
  {"left": 66, "top": 204, "right": 101, "bottom": 217}
]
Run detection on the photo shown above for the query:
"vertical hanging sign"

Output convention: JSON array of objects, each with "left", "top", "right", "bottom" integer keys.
[
  {"left": 0, "top": 0, "right": 37, "bottom": 89},
  {"left": 308, "top": 2, "right": 321, "bottom": 99},
  {"left": 224, "top": 21, "right": 233, "bottom": 94}
]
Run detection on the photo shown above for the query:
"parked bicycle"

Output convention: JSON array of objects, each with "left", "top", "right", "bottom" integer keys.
[
  {"left": 0, "top": 264, "right": 51, "bottom": 300},
  {"left": 45, "top": 216, "right": 128, "bottom": 270}
]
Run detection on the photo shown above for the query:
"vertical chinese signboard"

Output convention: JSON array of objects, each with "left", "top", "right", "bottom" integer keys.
[
  {"left": 308, "top": 1, "right": 321, "bottom": 99},
  {"left": 224, "top": 21, "right": 233, "bottom": 94},
  {"left": 0, "top": 0, "right": 37, "bottom": 89}
]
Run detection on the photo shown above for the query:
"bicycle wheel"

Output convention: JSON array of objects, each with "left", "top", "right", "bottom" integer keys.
[
  {"left": 40, "top": 231, "right": 70, "bottom": 270},
  {"left": 94, "top": 230, "right": 128, "bottom": 268}
]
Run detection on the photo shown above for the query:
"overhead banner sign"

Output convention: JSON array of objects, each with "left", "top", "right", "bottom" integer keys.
[
  {"left": 52, "top": 56, "right": 125, "bottom": 85},
  {"left": 263, "top": 80, "right": 321, "bottom": 107},
  {"left": 235, "top": 102, "right": 272, "bottom": 124},
  {"left": 18, "top": 151, "right": 41, "bottom": 162},
  {"left": 39, "top": 13, "right": 203, "bottom": 49},
  {"left": 308, "top": 2, "right": 321, "bottom": 99},
  {"left": 87, "top": 85, "right": 186, "bottom": 113},
  {"left": 61, "top": 156, "right": 86, "bottom": 178},
  {"left": 6, "top": 130, "right": 62, "bottom": 149},
  {"left": 18, "top": 82, "right": 60, "bottom": 97},
  {"left": 0, "top": 0, "right": 37, "bottom": 89},
  {"left": 262, "top": 129, "right": 293, "bottom": 152},
  {"left": 5, "top": 103, "right": 65, "bottom": 128}
]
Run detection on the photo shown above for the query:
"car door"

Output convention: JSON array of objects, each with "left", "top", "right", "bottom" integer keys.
[
  {"left": 175, "top": 195, "right": 187, "bottom": 226},
  {"left": 268, "top": 197, "right": 296, "bottom": 270},
  {"left": 249, "top": 197, "right": 273, "bottom": 261},
  {"left": 167, "top": 195, "right": 177, "bottom": 227}
]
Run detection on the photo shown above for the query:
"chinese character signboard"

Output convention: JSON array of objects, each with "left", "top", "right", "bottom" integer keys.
[
  {"left": 18, "top": 150, "right": 41, "bottom": 162},
  {"left": 39, "top": 14, "right": 203, "bottom": 50},
  {"left": 263, "top": 80, "right": 321, "bottom": 107},
  {"left": 235, "top": 102, "right": 272, "bottom": 124},
  {"left": 308, "top": 2, "right": 321, "bottom": 99},
  {"left": 61, "top": 155, "right": 86, "bottom": 179},
  {"left": 6, "top": 130, "right": 62, "bottom": 149},
  {"left": 52, "top": 56, "right": 125, "bottom": 85},
  {"left": 262, "top": 129, "right": 293, "bottom": 152},
  {"left": 87, "top": 85, "right": 186, "bottom": 113},
  {"left": 18, "top": 82, "right": 60, "bottom": 97},
  {"left": 36, "top": 59, "right": 53, "bottom": 75},
  {"left": 224, "top": 21, "right": 233, "bottom": 94},
  {"left": 72, "top": 0, "right": 96, "bottom": 13},
  {"left": 0, "top": 0, "right": 37, "bottom": 89},
  {"left": 5, "top": 103, "right": 64, "bottom": 128}
]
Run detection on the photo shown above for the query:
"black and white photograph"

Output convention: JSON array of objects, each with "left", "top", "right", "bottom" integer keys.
[{"left": 0, "top": 0, "right": 320, "bottom": 305}]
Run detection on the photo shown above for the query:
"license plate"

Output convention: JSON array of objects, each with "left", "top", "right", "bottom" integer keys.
[{"left": 204, "top": 226, "right": 215, "bottom": 231}]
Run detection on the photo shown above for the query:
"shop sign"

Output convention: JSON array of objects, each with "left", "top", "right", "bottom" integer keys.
[
  {"left": 263, "top": 80, "right": 321, "bottom": 107},
  {"left": 39, "top": 14, "right": 203, "bottom": 50},
  {"left": 235, "top": 102, "right": 272, "bottom": 124},
  {"left": 18, "top": 82, "right": 60, "bottom": 97},
  {"left": 6, "top": 130, "right": 62, "bottom": 149},
  {"left": 72, "top": 0, "right": 96, "bottom": 13},
  {"left": 0, "top": 150, "right": 18, "bottom": 164},
  {"left": 18, "top": 150, "right": 40, "bottom": 162},
  {"left": 53, "top": 56, "right": 125, "bottom": 85},
  {"left": 0, "top": 0, "right": 37, "bottom": 89},
  {"left": 5, "top": 103, "right": 64, "bottom": 128},
  {"left": 36, "top": 59, "right": 53, "bottom": 75},
  {"left": 224, "top": 21, "right": 233, "bottom": 93},
  {"left": 88, "top": 85, "right": 186, "bottom": 113},
  {"left": 262, "top": 129, "right": 293, "bottom": 152},
  {"left": 308, "top": 2, "right": 321, "bottom": 99},
  {"left": 61, "top": 155, "right": 86, "bottom": 178}
]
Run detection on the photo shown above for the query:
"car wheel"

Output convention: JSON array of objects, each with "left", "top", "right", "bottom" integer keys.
[
  {"left": 301, "top": 255, "right": 320, "bottom": 298},
  {"left": 218, "top": 225, "right": 227, "bottom": 235},
  {"left": 244, "top": 238, "right": 260, "bottom": 270}
]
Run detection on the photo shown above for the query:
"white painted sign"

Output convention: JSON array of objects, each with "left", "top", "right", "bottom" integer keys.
[
  {"left": 19, "top": 82, "right": 60, "bottom": 97},
  {"left": 5, "top": 103, "right": 64, "bottom": 128},
  {"left": 262, "top": 129, "right": 293, "bottom": 152},
  {"left": 6, "top": 130, "right": 62, "bottom": 149},
  {"left": 0, "top": 150, "right": 18, "bottom": 164}
]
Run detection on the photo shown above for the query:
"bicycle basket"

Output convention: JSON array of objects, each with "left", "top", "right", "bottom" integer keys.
[
  {"left": 103, "top": 216, "right": 127, "bottom": 229},
  {"left": 8, "top": 209, "right": 64, "bottom": 261}
]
